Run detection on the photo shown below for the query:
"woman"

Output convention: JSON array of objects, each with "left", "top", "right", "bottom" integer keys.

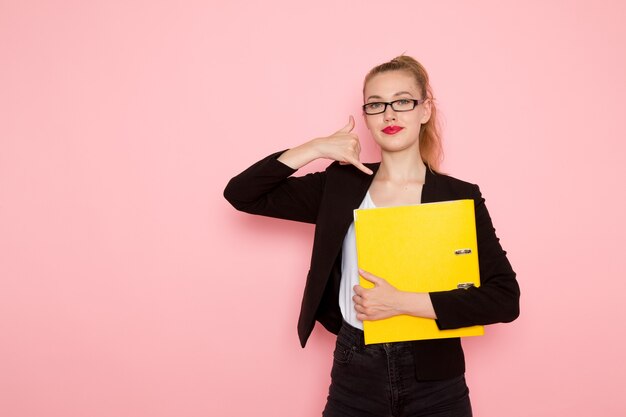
[{"left": 224, "top": 56, "right": 520, "bottom": 417}]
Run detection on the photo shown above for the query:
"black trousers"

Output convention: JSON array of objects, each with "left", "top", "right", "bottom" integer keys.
[{"left": 323, "top": 322, "right": 473, "bottom": 417}]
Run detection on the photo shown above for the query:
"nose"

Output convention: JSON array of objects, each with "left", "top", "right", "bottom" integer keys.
[{"left": 383, "top": 104, "right": 397, "bottom": 121}]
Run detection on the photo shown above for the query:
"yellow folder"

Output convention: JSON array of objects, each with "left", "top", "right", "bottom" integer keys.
[{"left": 354, "top": 199, "right": 484, "bottom": 344}]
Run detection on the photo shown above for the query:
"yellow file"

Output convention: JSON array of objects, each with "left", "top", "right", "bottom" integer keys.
[{"left": 354, "top": 199, "right": 484, "bottom": 344}]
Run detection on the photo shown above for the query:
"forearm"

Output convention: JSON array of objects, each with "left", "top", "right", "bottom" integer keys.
[
  {"left": 397, "top": 291, "right": 438, "bottom": 320},
  {"left": 277, "top": 139, "right": 323, "bottom": 169}
]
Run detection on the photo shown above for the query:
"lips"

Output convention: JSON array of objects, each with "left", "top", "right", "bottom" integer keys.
[{"left": 382, "top": 126, "right": 404, "bottom": 135}]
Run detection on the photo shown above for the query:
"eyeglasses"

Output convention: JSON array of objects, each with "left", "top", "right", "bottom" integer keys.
[{"left": 362, "top": 99, "right": 425, "bottom": 115}]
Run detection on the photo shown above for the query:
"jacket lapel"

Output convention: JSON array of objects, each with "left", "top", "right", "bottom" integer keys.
[
  {"left": 312, "top": 163, "right": 379, "bottom": 269},
  {"left": 422, "top": 167, "right": 439, "bottom": 203}
]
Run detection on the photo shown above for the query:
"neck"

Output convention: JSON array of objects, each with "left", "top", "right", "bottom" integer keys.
[{"left": 377, "top": 149, "right": 427, "bottom": 183}]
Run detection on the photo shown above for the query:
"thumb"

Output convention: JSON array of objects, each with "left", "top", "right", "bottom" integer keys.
[
  {"left": 336, "top": 115, "right": 355, "bottom": 134},
  {"left": 359, "top": 269, "right": 383, "bottom": 286}
]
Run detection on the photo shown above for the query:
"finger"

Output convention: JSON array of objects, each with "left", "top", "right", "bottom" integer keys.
[
  {"left": 353, "top": 284, "right": 364, "bottom": 296},
  {"left": 352, "top": 294, "right": 364, "bottom": 305},
  {"left": 345, "top": 156, "right": 373, "bottom": 175},
  {"left": 357, "top": 312, "right": 376, "bottom": 321},
  {"left": 335, "top": 115, "right": 355, "bottom": 134},
  {"left": 359, "top": 269, "right": 383, "bottom": 285}
]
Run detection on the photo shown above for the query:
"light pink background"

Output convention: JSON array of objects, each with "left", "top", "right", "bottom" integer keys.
[{"left": 2, "top": 1, "right": 625, "bottom": 416}]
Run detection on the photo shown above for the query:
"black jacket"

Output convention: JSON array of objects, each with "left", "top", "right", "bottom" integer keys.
[{"left": 224, "top": 150, "right": 520, "bottom": 380}]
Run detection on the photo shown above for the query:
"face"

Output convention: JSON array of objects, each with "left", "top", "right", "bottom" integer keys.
[{"left": 363, "top": 70, "right": 431, "bottom": 154}]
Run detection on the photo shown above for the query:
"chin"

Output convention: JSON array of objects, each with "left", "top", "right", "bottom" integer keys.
[{"left": 376, "top": 138, "right": 419, "bottom": 153}]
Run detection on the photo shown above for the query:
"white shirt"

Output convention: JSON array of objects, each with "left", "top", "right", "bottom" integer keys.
[{"left": 338, "top": 191, "right": 377, "bottom": 329}]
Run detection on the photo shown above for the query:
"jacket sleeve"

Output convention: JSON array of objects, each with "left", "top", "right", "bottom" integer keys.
[
  {"left": 429, "top": 185, "right": 520, "bottom": 329},
  {"left": 223, "top": 150, "right": 326, "bottom": 224}
]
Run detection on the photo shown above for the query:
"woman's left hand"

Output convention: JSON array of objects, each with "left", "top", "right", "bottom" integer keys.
[{"left": 353, "top": 269, "right": 402, "bottom": 321}]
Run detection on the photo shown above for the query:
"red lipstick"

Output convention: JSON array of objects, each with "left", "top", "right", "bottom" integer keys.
[{"left": 382, "top": 126, "right": 404, "bottom": 135}]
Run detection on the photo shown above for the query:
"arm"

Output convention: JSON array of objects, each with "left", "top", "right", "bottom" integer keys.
[
  {"left": 223, "top": 116, "right": 373, "bottom": 223},
  {"left": 223, "top": 149, "right": 325, "bottom": 223},
  {"left": 353, "top": 185, "right": 520, "bottom": 328},
  {"left": 429, "top": 185, "right": 520, "bottom": 329},
  {"left": 353, "top": 269, "right": 438, "bottom": 321}
]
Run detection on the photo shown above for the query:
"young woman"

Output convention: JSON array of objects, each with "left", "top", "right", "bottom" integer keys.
[{"left": 224, "top": 56, "right": 520, "bottom": 417}]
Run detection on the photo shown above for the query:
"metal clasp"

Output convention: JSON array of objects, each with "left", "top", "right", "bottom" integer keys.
[
  {"left": 457, "top": 283, "right": 475, "bottom": 290},
  {"left": 454, "top": 248, "right": 472, "bottom": 255}
]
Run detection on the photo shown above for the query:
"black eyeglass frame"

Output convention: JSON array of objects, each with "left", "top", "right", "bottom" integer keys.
[{"left": 362, "top": 98, "right": 426, "bottom": 115}]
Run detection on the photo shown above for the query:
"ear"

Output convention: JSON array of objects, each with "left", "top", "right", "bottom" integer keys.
[{"left": 420, "top": 99, "right": 432, "bottom": 124}]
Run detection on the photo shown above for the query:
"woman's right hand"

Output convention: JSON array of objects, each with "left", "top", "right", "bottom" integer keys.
[{"left": 277, "top": 116, "right": 373, "bottom": 175}]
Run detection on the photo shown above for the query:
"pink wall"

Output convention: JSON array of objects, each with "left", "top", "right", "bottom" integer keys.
[{"left": 2, "top": 1, "right": 625, "bottom": 416}]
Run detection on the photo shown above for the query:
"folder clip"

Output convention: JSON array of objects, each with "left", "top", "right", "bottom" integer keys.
[
  {"left": 454, "top": 248, "right": 472, "bottom": 255},
  {"left": 457, "top": 283, "right": 475, "bottom": 290}
]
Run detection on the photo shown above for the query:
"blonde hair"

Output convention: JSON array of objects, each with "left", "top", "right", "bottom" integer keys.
[{"left": 364, "top": 55, "right": 443, "bottom": 171}]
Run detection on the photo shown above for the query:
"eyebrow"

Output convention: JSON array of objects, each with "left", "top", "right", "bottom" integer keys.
[{"left": 366, "top": 91, "right": 414, "bottom": 101}]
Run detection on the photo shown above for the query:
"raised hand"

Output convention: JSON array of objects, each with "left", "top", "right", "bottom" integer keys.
[
  {"left": 317, "top": 116, "right": 373, "bottom": 175},
  {"left": 277, "top": 116, "right": 373, "bottom": 175}
]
